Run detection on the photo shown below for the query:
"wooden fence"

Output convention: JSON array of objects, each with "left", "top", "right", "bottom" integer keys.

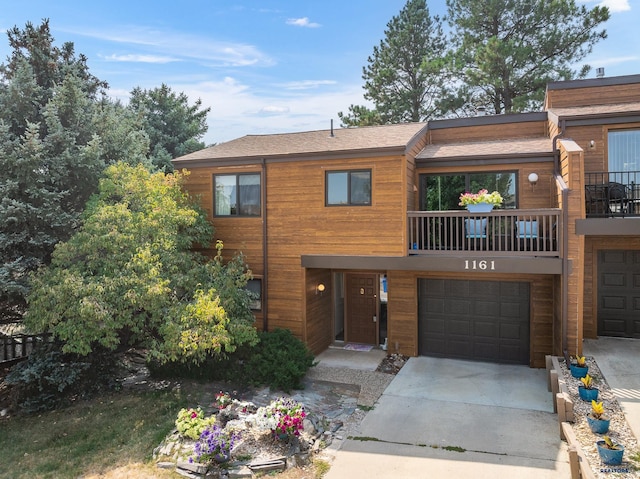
[{"left": 0, "top": 325, "right": 52, "bottom": 365}]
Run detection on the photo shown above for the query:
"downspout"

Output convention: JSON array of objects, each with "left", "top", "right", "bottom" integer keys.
[
  {"left": 552, "top": 119, "right": 569, "bottom": 359},
  {"left": 261, "top": 158, "right": 268, "bottom": 332}
]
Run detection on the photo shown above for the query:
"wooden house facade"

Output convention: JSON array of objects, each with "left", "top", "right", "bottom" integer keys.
[{"left": 173, "top": 74, "right": 640, "bottom": 368}]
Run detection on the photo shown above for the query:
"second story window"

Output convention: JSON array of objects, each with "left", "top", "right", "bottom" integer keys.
[
  {"left": 608, "top": 129, "right": 640, "bottom": 172},
  {"left": 214, "top": 173, "right": 261, "bottom": 216},
  {"left": 326, "top": 170, "right": 371, "bottom": 206},
  {"left": 420, "top": 172, "right": 517, "bottom": 211}
]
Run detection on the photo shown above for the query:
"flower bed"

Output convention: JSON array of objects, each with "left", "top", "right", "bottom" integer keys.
[{"left": 559, "top": 357, "right": 639, "bottom": 478}]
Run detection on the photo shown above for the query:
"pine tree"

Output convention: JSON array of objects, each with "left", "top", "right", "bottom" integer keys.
[
  {"left": 445, "top": 0, "right": 610, "bottom": 114},
  {"left": 339, "top": 0, "right": 446, "bottom": 126}
]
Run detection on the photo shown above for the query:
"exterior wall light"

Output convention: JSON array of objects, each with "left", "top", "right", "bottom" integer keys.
[
  {"left": 316, "top": 283, "right": 326, "bottom": 295},
  {"left": 528, "top": 172, "right": 539, "bottom": 189}
]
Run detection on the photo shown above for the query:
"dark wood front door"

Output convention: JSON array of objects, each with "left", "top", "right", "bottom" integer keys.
[{"left": 345, "top": 273, "right": 378, "bottom": 345}]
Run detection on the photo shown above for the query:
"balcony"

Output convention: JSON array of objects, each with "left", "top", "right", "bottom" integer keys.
[
  {"left": 408, "top": 209, "right": 561, "bottom": 257},
  {"left": 585, "top": 171, "right": 640, "bottom": 218}
]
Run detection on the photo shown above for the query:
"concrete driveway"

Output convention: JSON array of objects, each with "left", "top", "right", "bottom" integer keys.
[{"left": 325, "top": 357, "right": 570, "bottom": 478}]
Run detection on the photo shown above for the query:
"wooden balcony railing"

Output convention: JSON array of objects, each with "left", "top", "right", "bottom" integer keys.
[
  {"left": 585, "top": 171, "right": 640, "bottom": 218},
  {"left": 408, "top": 209, "right": 562, "bottom": 256}
]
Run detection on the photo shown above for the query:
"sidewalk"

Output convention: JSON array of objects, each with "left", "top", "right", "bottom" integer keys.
[{"left": 583, "top": 337, "right": 640, "bottom": 441}]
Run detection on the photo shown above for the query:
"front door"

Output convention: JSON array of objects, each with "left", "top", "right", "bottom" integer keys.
[{"left": 345, "top": 273, "right": 378, "bottom": 345}]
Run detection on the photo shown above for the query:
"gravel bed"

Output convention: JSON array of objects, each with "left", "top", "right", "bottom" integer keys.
[{"left": 559, "top": 356, "right": 639, "bottom": 478}]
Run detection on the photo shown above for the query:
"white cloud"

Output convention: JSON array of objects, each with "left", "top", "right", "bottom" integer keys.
[
  {"left": 600, "top": 0, "right": 631, "bottom": 12},
  {"left": 162, "top": 77, "right": 365, "bottom": 145},
  {"left": 279, "top": 80, "right": 338, "bottom": 90},
  {"left": 589, "top": 55, "right": 639, "bottom": 67},
  {"left": 63, "top": 26, "right": 275, "bottom": 67},
  {"left": 258, "top": 106, "right": 290, "bottom": 115},
  {"left": 579, "top": 0, "right": 631, "bottom": 12},
  {"left": 102, "top": 53, "right": 179, "bottom": 64},
  {"left": 286, "top": 17, "right": 321, "bottom": 28}
]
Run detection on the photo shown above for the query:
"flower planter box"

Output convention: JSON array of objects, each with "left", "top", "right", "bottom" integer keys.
[{"left": 466, "top": 203, "right": 494, "bottom": 213}]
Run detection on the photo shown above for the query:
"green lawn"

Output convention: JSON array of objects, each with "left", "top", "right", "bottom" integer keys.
[{"left": 0, "top": 389, "right": 187, "bottom": 479}]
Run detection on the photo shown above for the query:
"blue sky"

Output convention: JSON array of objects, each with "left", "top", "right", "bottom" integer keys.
[{"left": 0, "top": 0, "right": 637, "bottom": 146}]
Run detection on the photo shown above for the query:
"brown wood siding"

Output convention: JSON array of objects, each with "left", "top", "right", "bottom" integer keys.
[
  {"left": 182, "top": 166, "right": 265, "bottom": 272},
  {"left": 304, "top": 268, "right": 333, "bottom": 354},
  {"left": 557, "top": 140, "right": 585, "bottom": 356},
  {"left": 547, "top": 83, "right": 640, "bottom": 108},
  {"left": 264, "top": 155, "right": 406, "bottom": 337},
  {"left": 582, "top": 237, "right": 640, "bottom": 340},
  {"left": 387, "top": 270, "right": 554, "bottom": 368},
  {"left": 429, "top": 121, "right": 547, "bottom": 144},
  {"left": 563, "top": 125, "right": 607, "bottom": 173}
]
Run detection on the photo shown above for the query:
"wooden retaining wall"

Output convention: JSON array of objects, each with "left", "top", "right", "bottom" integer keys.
[{"left": 546, "top": 355, "right": 596, "bottom": 479}]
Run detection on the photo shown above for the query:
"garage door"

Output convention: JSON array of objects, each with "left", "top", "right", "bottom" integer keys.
[
  {"left": 418, "top": 279, "right": 530, "bottom": 365},
  {"left": 598, "top": 250, "right": 640, "bottom": 338}
]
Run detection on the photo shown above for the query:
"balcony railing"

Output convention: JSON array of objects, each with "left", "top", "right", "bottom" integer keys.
[
  {"left": 585, "top": 171, "right": 640, "bottom": 218},
  {"left": 408, "top": 209, "right": 561, "bottom": 256}
]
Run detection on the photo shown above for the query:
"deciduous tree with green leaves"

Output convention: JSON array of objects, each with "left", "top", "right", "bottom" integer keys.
[
  {"left": 445, "top": 0, "right": 611, "bottom": 114},
  {"left": 338, "top": 0, "right": 447, "bottom": 126},
  {"left": 25, "top": 163, "right": 258, "bottom": 364},
  {"left": 128, "top": 84, "right": 210, "bottom": 172}
]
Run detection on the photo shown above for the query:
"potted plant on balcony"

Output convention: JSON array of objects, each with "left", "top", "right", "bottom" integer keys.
[
  {"left": 587, "top": 400, "right": 610, "bottom": 434},
  {"left": 596, "top": 435, "right": 625, "bottom": 465},
  {"left": 578, "top": 374, "right": 599, "bottom": 401},
  {"left": 459, "top": 189, "right": 503, "bottom": 213},
  {"left": 569, "top": 355, "right": 589, "bottom": 378}
]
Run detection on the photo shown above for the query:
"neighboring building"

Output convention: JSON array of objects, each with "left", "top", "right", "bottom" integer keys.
[{"left": 173, "top": 74, "right": 640, "bottom": 368}]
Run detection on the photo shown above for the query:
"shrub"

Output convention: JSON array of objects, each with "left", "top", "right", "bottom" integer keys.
[
  {"left": 244, "top": 329, "right": 316, "bottom": 392},
  {"left": 175, "top": 407, "right": 217, "bottom": 440},
  {"left": 5, "top": 344, "right": 120, "bottom": 412}
]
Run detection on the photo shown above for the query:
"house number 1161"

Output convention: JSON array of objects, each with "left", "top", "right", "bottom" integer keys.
[{"left": 464, "top": 260, "right": 495, "bottom": 271}]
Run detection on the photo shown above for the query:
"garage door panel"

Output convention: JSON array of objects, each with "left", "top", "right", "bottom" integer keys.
[
  {"left": 419, "top": 279, "right": 529, "bottom": 365},
  {"left": 474, "top": 321, "right": 498, "bottom": 338},
  {"left": 603, "top": 250, "right": 625, "bottom": 263},
  {"left": 500, "top": 323, "right": 522, "bottom": 340},
  {"left": 602, "top": 273, "right": 625, "bottom": 287},
  {"left": 601, "top": 296, "right": 626, "bottom": 310},
  {"left": 449, "top": 319, "right": 471, "bottom": 335},
  {"left": 425, "top": 318, "right": 445, "bottom": 334},
  {"left": 602, "top": 319, "right": 627, "bottom": 334},
  {"left": 469, "top": 282, "right": 500, "bottom": 297},
  {"left": 447, "top": 339, "right": 473, "bottom": 358},
  {"left": 446, "top": 300, "right": 470, "bottom": 315},
  {"left": 500, "top": 301, "right": 523, "bottom": 318},
  {"left": 474, "top": 300, "right": 500, "bottom": 316},
  {"left": 474, "top": 342, "right": 499, "bottom": 362}
]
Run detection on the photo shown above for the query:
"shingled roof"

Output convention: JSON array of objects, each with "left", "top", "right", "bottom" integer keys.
[
  {"left": 417, "top": 137, "right": 553, "bottom": 161},
  {"left": 173, "top": 122, "right": 428, "bottom": 165}
]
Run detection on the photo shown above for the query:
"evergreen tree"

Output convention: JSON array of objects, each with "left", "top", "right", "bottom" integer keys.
[
  {"left": 445, "top": 0, "right": 610, "bottom": 114},
  {"left": 0, "top": 20, "right": 148, "bottom": 306},
  {"left": 339, "top": 0, "right": 446, "bottom": 126},
  {"left": 128, "top": 84, "right": 210, "bottom": 172}
]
